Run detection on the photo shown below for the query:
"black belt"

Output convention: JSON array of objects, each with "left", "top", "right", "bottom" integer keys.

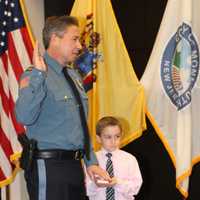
[{"left": 34, "top": 149, "right": 85, "bottom": 160}]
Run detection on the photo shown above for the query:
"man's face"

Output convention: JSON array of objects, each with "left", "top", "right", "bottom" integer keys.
[
  {"left": 97, "top": 125, "right": 122, "bottom": 152},
  {"left": 53, "top": 25, "right": 82, "bottom": 63}
]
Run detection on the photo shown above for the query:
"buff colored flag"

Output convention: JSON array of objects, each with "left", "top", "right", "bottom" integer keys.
[
  {"left": 71, "top": 0, "right": 146, "bottom": 149},
  {"left": 141, "top": 0, "right": 200, "bottom": 197}
]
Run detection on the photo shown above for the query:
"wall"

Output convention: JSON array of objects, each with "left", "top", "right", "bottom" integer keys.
[{"left": 24, "top": 0, "right": 45, "bottom": 47}]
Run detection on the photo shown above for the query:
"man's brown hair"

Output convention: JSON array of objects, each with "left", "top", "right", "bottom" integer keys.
[{"left": 96, "top": 116, "right": 122, "bottom": 136}]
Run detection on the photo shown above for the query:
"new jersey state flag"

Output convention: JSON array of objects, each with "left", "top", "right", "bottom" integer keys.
[
  {"left": 71, "top": 0, "right": 146, "bottom": 149},
  {"left": 141, "top": 0, "right": 200, "bottom": 197}
]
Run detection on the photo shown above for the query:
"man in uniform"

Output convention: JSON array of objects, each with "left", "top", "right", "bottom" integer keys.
[{"left": 15, "top": 15, "right": 111, "bottom": 200}]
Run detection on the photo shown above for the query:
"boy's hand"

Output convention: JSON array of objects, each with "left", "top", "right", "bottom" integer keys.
[{"left": 95, "top": 177, "right": 117, "bottom": 187}]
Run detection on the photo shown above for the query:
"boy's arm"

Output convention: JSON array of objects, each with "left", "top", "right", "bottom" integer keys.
[{"left": 115, "top": 156, "right": 143, "bottom": 198}]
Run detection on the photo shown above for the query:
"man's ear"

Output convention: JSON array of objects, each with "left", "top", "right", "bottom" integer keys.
[
  {"left": 96, "top": 135, "right": 102, "bottom": 144},
  {"left": 50, "top": 33, "right": 59, "bottom": 46}
]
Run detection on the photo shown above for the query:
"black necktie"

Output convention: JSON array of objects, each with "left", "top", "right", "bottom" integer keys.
[
  {"left": 62, "top": 67, "right": 90, "bottom": 160},
  {"left": 106, "top": 153, "right": 115, "bottom": 200}
]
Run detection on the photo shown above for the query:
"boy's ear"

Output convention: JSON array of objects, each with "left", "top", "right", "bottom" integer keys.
[{"left": 96, "top": 135, "right": 102, "bottom": 144}]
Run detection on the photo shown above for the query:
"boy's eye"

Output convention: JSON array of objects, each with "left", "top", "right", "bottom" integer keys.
[
  {"left": 116, "top": 135, "right": 121, "bottom": 138},
  {"left": 114, "top": 135, "right": 121, "bottom": 139},
  {"left": 103, "top": 135, "right": 111, "bottom": 139},
  {"left": 103, "top": 135, "right": 121, "bottom": 140}
]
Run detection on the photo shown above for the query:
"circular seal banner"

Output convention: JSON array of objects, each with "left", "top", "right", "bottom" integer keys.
[{"left": 161, "top": 23, "right": 199, "bottom": 110}]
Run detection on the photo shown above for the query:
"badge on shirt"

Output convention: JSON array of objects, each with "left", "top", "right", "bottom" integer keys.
[{"left": 75, "top": 79, "right": 85, "bottom": 91}]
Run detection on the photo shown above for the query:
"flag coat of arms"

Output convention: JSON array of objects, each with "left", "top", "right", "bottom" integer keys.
[
  {"left": 71, "top": 0, "right": 146, "bottom": 149},
  {"left": 0, "top": 0, "right": 33, "bottom": 187},
  {"left": 141, "top": 0, "right": 200, "bottom": 197}
]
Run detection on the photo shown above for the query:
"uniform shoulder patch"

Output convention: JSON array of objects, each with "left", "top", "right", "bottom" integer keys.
[
  {"left": 19, "top": 76, "right": 30, "bottom": 89},
  {"left": 25, "top": 66, "right": 34, "bottom": 72}
]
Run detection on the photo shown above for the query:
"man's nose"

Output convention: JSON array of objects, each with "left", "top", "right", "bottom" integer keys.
[{"left": 77, "top": 40, "right": 82, "bottom": 50}]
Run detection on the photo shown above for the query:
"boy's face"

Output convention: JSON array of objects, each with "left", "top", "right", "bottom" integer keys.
[{"left": 97, "top": 125, "right": 122, "bottom": 152}]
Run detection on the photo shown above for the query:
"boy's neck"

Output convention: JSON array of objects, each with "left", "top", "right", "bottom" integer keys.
[{"left": 101, "top": 147, "right": 119, "bottom": 153}]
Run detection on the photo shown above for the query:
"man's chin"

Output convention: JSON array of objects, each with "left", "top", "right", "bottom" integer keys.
[{"left": 69, "top": 57, "right": 77, "bottom": 63}]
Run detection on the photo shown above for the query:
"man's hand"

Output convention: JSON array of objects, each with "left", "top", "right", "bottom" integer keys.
[
  {"left": 33, "top": 41, "right": 47, "bottom": 71},
  {"left": 86, "top": 165, "right": 112, "bottom": 183}
]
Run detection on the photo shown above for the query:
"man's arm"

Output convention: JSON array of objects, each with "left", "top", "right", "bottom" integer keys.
[
  {"left": 15, "top": 42, "right": 47, "bottom": 125},
  {"left": 84, "top": 148, "right": 111, "bottom": 183}
]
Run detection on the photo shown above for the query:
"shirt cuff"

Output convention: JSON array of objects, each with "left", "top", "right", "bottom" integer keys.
[
  {"left": 29, "top": 68, "right": 46, "bottom": 91},
  {"left": 83, "top": 148, "right": 98, "bottom": 167}
]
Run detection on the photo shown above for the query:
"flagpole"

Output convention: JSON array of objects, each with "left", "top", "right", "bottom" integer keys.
[
  {"left": 91, "top": 0, "right": 98, "bottom": 150},
  {"left": 19, "top": 0, "right": 35, "bottom": 46},
  {"left": 182, "top": 0, "right": 192, "bottom": 24}
]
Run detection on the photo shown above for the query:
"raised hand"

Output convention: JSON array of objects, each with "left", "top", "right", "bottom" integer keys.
[{"left": 33, "top": 41, "right": 47, "bottom": 71}]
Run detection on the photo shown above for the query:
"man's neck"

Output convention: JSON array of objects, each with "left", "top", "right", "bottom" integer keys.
[{"left": 47, "top": 48, "right": 67, "bottom": 67}]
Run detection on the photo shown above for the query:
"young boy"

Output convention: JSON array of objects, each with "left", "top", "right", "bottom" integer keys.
[{"left": 86, "top": 116, "right": 143, "bottom": 200}]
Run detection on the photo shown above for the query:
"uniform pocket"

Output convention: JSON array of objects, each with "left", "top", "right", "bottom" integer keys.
[{"left": 54, "top": 90, "right": 73, "bottom": 102}]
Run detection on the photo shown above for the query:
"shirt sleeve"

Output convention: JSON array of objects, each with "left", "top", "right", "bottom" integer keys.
[
  {"left": 114, "top": 156, "right": 143, "bottom": 199},
  {"left": 85, "top": 166, "right": 103, "bottom": 198},
  {"left": 15, "top": 67, "right": 47, "bottom": 125},
  {"left": 83, "top": 144, "right": 98, "bottom": 167}
]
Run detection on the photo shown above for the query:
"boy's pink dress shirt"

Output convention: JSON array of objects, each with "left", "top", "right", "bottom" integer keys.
[{"left": 86, "top": 149, "right": 143, "bottom": 200}]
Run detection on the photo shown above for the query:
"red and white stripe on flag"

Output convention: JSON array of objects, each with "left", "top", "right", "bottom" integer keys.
[{"left": 0, "top": 0, "right": 33, "bottom": 187}]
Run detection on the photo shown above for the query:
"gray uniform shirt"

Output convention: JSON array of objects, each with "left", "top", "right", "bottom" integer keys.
[{"left": 15, "top": 52, "right": 97, "bottom": 166}]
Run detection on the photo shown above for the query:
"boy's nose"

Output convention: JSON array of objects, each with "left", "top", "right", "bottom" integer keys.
[{"left": 111, "top": 138, "right": 116, "bottom": 144}]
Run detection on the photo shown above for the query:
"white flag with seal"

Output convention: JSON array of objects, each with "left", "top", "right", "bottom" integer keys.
[{"left": 141, "top": 0, "right": 200, "bottom": 197}]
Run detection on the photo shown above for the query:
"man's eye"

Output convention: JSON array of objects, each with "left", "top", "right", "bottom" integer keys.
[{"left": 73, "top": 38, "right": 79, "bottom": 41}]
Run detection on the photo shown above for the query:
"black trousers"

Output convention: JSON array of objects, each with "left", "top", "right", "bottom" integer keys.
[{"left": 24, "top": 159, "right": 86, "bottom": 200}]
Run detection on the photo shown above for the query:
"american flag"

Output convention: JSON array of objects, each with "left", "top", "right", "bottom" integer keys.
[{"left": 0, "top": 0, "right": 33, "bottom": 187}]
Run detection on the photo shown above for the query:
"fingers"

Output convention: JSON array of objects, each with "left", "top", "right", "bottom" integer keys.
[
  {"left": 94, "top": 177, "right": 117, "bottom": 187},
  {"left": 33, "top": 41, "right": 40, "bottom": 63},
  {"left": 86, "top": 165, "right": 112, "bottom": 184},
  {"left": 87, "top": 170, "right": 95, "bottom": 181},
  {"left": 33, "top": 41, "right": 47, "bottom": 71},
  {"left": 98, "top": 168, "right": 111, "bottom": 182}
]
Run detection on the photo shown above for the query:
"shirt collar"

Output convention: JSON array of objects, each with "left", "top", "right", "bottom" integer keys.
[
  {"left": 101, "top": 148, "right": 119, "bottom": 157},
  {"left": 43, "top": 52, "right": 64, "bottom": 75}
]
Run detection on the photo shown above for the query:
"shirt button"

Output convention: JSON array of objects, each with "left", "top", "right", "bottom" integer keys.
[{"left": 64, "top": 95, "right": 68, "bottom": 101}]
